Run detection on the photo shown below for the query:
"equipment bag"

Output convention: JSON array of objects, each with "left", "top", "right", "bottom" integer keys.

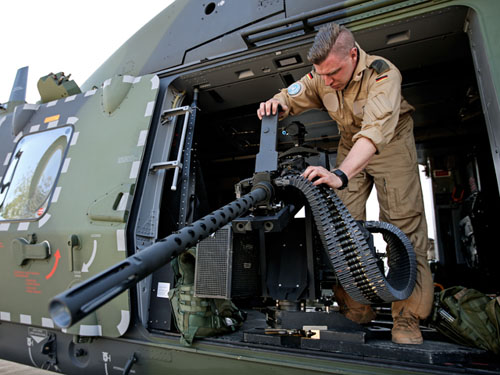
[
  {"left": 431, "top": 286, "right": 500, "bottom": 354},
  {"left": 168, "top": 248, "right": 246, "bottom": 346}
]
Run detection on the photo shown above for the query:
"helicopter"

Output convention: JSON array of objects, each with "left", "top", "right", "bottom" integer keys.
[{"left": 0, "top": 0, "right": 499, "bottom": 374}]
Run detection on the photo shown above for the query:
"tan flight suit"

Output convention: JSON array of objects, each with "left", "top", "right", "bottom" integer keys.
[{"left": 273, "top": 46, "right": 434, "bottom": 321}]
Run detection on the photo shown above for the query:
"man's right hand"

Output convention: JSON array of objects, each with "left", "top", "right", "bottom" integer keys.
[{"left": 257, "top": 98, "right": 289, "bottom": 120}]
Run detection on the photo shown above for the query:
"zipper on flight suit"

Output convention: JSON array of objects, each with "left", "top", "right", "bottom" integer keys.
[{"left": 338, "top": 89, "right": 345, "bottom": 122}]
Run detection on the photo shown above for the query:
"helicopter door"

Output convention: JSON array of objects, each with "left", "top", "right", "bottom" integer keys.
[{"left": 0, "top": 74, "right": 160, "bottom": 337}]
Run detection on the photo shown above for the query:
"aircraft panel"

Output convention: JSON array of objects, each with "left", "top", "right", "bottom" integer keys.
[{"left": 0, "top": 74, "right": 160, "bottom": 338}]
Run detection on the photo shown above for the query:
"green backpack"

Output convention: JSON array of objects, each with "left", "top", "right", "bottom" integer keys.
[
  {"left": 168, "top": 248, "right": 246, "bottom": 346},
  {"left": 431, "top": 286, "right": 500, "bottom": 354}
]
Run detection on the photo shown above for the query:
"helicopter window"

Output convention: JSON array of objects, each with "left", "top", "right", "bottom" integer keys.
[{"left": 0, "top": 126, "right": 72, "bottom": 221}]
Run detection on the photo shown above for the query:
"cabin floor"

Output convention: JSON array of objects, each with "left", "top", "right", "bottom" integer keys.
[{"left": 208, "top": 308, "right": 500, "bottom": 374}]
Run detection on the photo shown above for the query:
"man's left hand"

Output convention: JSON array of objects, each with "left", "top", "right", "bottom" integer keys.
[{"left": 302, "top": 166, "right": 343, "bottom": 189}]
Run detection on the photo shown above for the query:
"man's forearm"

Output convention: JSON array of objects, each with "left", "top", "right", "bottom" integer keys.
[
  {"left": 302, "top": 136, "right": 377, "bottom": 190},
  {"left": 337, "top": 137, "right": 377, "bottom": 178}
]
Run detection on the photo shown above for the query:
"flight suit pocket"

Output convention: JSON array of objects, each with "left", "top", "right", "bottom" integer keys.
[
  {"left": 384, "top": 171, "right": 424, "bottom": 220},
  {"left": 347, "top": 175, "right": 359, "bottom": 193},
  {"left": 404, "top": 133, "right": 418, "bottom": 165},
  {"left": 365, "top": 94, "right": 393, "bottom": 121},
  {"left": 352, "top": 99, "right": 366, "bottom": 119}
]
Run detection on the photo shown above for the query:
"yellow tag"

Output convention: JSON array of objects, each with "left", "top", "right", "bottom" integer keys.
[{"left": 44, "top": 114, "right": 60, "bottom": 123}]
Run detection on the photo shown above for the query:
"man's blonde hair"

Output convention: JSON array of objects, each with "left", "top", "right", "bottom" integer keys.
[{"left": 307, "top": 23, "right": 356, "bottom": 64}]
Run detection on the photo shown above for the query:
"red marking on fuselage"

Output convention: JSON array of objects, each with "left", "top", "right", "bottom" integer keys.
[{"left": 45, "top": 249, "right": 61, "bottom": 280}]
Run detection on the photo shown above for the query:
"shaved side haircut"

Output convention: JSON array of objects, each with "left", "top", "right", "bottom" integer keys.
[{"left": 307, "top": 23, "right": 356, "bottom": 64}]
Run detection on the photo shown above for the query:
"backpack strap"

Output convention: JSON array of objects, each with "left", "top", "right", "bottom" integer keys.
[{"left": 484, "top": 296, "right": 500, "bottom": 353}]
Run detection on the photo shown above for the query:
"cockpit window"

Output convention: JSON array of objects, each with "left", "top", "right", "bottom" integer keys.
[{"left": 0, "top": 126, "right": 72, "bottom": 221}]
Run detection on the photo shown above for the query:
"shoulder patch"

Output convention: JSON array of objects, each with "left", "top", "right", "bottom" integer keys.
[
  {"left": 287, "top": 82, "right": 303, "bottom": 97},
  {"left": 370, "top": 59, "right": 390, "bottom": 75}
]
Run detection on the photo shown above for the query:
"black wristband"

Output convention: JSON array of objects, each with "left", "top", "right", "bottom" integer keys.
[{"left": 333, "top": 169, "right": 349, "bottom": 190}]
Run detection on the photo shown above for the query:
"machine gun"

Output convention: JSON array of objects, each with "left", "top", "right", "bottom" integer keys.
[{"left": 49, "top": 112, "right": 417, "bottom": 330}]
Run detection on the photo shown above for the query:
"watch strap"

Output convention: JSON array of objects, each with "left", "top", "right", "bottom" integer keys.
[{"left": 333, "top": 169, "right": 349, "bottom": 190}]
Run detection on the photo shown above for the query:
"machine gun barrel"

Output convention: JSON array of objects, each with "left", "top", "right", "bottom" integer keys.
[{"left": 49, "top": 183, "right": 272, "bottom": 329}]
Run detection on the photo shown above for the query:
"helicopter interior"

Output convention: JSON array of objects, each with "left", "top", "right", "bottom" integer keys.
[
  {"left": 146, "top": 4, "right": 499, "bottom": 367},
  {"left": 166, "top": 5, "right": 499, "bottom": 290}
]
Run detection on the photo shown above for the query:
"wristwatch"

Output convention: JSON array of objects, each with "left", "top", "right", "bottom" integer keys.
[{"left": 332, "top": 169, "right": 349, "bottom": 190}]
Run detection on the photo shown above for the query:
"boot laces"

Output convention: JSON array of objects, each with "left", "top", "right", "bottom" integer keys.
[{"left": 394, "top": 316, "right": 418, "bottom": 330}]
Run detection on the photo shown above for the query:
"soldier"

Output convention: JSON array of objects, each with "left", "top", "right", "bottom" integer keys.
[{"left": 257, "top": 23, "right": 433, "bottom": 345}]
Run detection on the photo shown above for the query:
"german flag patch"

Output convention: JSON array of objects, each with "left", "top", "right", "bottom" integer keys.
[
  {"left": 375, "top": 75, "right": 388, "bottom": 83},
  {"left": 307, "top": 72, "right": 314, "bottom": 79}
]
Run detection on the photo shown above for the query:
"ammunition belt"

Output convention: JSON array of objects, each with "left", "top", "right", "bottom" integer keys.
[{"left": 277, "top": 173, "right": 416, "bottom": 304}]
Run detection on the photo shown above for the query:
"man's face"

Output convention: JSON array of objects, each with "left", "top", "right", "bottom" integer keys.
[{"left": 314, "top": 47, "right": 357, "bottom": 90}]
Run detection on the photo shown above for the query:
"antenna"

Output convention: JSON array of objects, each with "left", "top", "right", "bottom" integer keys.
[{"left": 9, "top": 66, "right": 29, "bottom": 104}]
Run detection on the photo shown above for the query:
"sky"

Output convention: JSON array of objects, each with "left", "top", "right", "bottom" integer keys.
[{"left": 0, "top": 1, "right": 174, "bottom": 104}]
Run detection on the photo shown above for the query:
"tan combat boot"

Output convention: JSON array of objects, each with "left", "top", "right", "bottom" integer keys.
[
  {"left": 392, "top": 315, "right": 423, "bottom": 345},
  {"left": 333, "top": 285, "right": 376, "bottom": 324}
]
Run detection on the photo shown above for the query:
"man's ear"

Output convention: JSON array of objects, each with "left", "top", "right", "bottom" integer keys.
[{"left": 350, "top": 47, "right": 357, "bottom": 59}]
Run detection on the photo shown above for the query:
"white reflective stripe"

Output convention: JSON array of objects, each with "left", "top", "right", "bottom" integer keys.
[
  {"left": 24, "top": 104, "right": 39, "bottom": 110},
  {"left": 116, "top": 229, "right": 126, "bottom": 251},
  {"left": 0, "top": 116, "right": 6, "bottom": 128},
  {"left": 0, "top": 312, "right": 11, "bottom": 321},
  {"left": 151, "top": 75, "right": 159, "bottom": 90},
  {"left": 79, "top": 325, "right": 102, "bottom": 336},
  {"left": 41, "top": 318, "right": 55, "bottom": 328},
  {"left": 30, "top": 124, "right": 40, "bottom": 133},
  {"left": 123, "top": 75, "right": 135, "bottom": 83},
  {"left": 47, "top": 120, "right": 59, "bottom": 129},
  {"left": 4, "top": 152, "right": 12, "bottom": 166},
  {"left": 133, "top": 77, "right": 142, "bottom": 84},
  {"left": 51, "top": 187, "right": 62, "bottom": 203},
  {"left": 117, "top": 193, "right": 129, "bottom": 211},
  {"left": 70, "top": 132, "right": 79, "bottom": 146},
  {"left": 61, "top": 158, "right": 71, "bottom": 173},
  {"left": 20, "top": 314, "right": 32, "bottom": 324},
  {"left": 38, "top": 213, "right": 51, "bottom": 228},
  {"left": 13, "top": 131, "right": 23, "bottom": 143},
  {"left": 67, "top": 116, "right": 79, "bottom": 125},
  {"left": 84, "top": 89, "right": 97, "bottom": 97},
  {"left": 65, "top": 95, "right": 77, "bottom": 102},
  {"left": 0, "top": 223, "right": 10, "bottom": 231},
  {"left": 129, "top": 161, "right": 140, "bottom": 179},
  {"left": 117, "top": 310, "right": 130, "bottom": 336},
  {"left": 144, "top": 101, "right": 155, "bottom": 117},
  {"left": 17, "top": 222, "right": 30, "bottom": 231},
  {"left": 46, "top": 100, "right": 58, "bottom": 107},
  {"left": 137, "top": 130, "right": 148, "bottom": 147},
  {"left": 103, "top": 78, "right": 112, "bottom": 88}
]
